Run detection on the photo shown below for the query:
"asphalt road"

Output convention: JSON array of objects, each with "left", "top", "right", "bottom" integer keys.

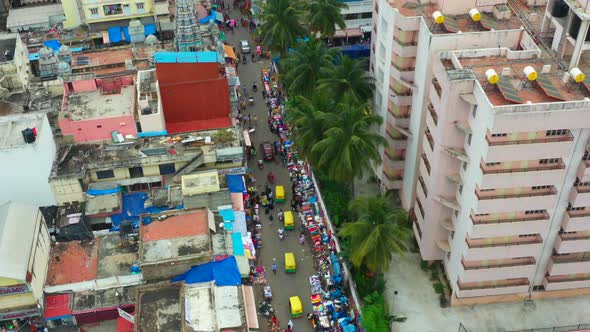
[{"left": 224, "top": 13, "right": 316, "bottom": 332}]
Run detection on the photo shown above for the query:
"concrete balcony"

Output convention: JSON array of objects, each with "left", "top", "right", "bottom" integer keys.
[
  {"left": 460, "top": 258, "right": 537, "bottom": 283},
  {"left": 548, "top": 254, "right": 590, "bottom": 275},
  {"left": 394, "top": 14, "right": 420, "bottom": 31},
  {"left": 554, "top": 233, "right": 590, "bottom": 254},
  {"left": 455, "top": 278, "right": 530, "bottom": 298},
  {"left": 470, "top": 213, "right": 550, "bottom": 238},
  {"left": 570, "top": 185, "right": 590, "bottom": 207},
  {"left": 485, "top": 135, "right": 574, "bottom": 162},
  {"left": 577, "top": 160, "right": 590, "bottom": 182},
  {"left": 543, "top": 275, "right": 590, "bottom": 291},
  {"left": 390, "top": 63, "right": 415, "bottom": 84},
  {"left": 479, "top": 162, "right": 565, "bottom": 189},
  {"left": 387, "top": 107, "right": 410, "bottom": 128},
  {"left": 382, "top": 171, "right": 403, "bottom": 189},
  {"left": 384, "top": 150, "right": 405, "bottom": 169},
  {"left": 562, "top": 210, "right": 590, "bottom": 232},
  {"left": 388, "top": 91, "right": 413, "bottom": 106},
  {"left": 475, "top": 188, "right": 557, "bottom": 214},
  {"left": 386, "top": 126, "right": 408, "bottom": 149},
  {"left": 464, "top": 236, "right": 543, "bottom": 261},
  {"left": 392, "top": 38, "right": 417, "bottom": 57}
]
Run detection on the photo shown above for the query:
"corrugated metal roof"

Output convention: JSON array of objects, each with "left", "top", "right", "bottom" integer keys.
[
  {"left": 154, "top": 51, "right": 220, "bottom": 63},
  {"left": 214, "top": 286, "right": 242, "bottom": 329},
  {"left": 7, "top": 4, "right": 64, "bottom": 29}
]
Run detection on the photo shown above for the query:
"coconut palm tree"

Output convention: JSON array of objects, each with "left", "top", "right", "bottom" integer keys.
[
  {"left": 306, "top": 0, "right": 348, "bottom": 38},
  {"left": 281, "top": 39, "right": 341, "bottom": 97},
  {"left": 338, "top": 195, "right": 410, "bottom": 272},
  {"left": 309, "top": 98, "right": 386, "bottom": 183},
  {"left": 258, "top": 0, "right": 308, "bottom": 57},
  {"left": 318, "top": 54, "right": 374, "bottom": 103},
  {"left": 284, "top": 94, "right": 338, "bottom": 158}
]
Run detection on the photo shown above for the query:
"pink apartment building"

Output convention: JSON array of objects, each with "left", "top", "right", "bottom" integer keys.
[
  {"left": 371, "top": 0, "right": 590, "bottom": 305},
  {"left": 59, "top": 76, "right": 138, "bottom": 142}
]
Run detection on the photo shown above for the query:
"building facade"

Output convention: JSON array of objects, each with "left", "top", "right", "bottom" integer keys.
[
  {"left": 62, "top": 0, "right": 155, "bottom": 30},
  {"left": 370, "top": 0, "right": 590, "bottom": 305},
  {"left": 0, "top": 203, "right": 50, "bottom": 329}
]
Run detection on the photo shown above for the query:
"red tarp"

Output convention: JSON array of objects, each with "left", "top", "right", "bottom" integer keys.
[
  {"left": 117, "top": 317, "right": 134, "bottom": 332},
  {"left": 44, "top": 294, "right": 72, "bottom": 319},
  {"left": 156, "top": 63, "right": 232, "bottom": 134}
]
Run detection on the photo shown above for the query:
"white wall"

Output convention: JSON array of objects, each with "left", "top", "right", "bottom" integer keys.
[
  {"left": 0, "top": 113, "right": 57, "bottom": 206},
  {"left": 28, "top": 211, "right": 50, "bottom": 302}
]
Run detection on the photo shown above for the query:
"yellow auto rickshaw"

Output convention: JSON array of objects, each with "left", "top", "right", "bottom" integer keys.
[
  {"left": 285, "top": 252, "right": 296, "bottom": 273},
  {"left": 284, "top": 210, "right": 294, "bottom": 230},
  {"left": 289, "top": 296, "right": 303, "bottom": 318},
  {"left": 276, "top": 185, "right": 285, "bottom": 203}
]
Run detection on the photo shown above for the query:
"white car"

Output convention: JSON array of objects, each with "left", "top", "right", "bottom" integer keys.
[{"left": 240, "top": 40, "right": 251, "bottom": 53}]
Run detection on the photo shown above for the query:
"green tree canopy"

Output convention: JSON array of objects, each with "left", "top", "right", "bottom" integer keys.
[
  {"left": 258, "top": 0, "right": 308, "bottom": 57},
  {"left": 338, "top": 196, "right": 410, "bottom": 272},
  {"left": 318, "top": 54, "right": 374, "bottom": 103},
  {"left": 306, "top": 0, "right": 348, "bottom": 38}
]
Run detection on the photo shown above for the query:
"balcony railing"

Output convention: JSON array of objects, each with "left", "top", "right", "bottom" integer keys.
[
  {"left": 566, "top": 210, "right": 590, "bottom": 218},
  {"left": 559, "top": 233, "right": 590, "bottom": 241},
  {"left": 462, "top": 257, "right": 536, "bottom": 270},
  {"left": 458, "top": 278, "right": 529, "bottom": 290},
  {"left": 475, "top": 187, "right": 557, "bottom": 200},
  {"left": 480, "top": 161, "right": 565, "bottom": 174},
  {"left": 575, "top": 184, "right": 590, "bottom": 193},
  {"left": 393, "top": 37, "right": 417, "bottom": 46},
  {"left": 425, "top": 132, "right": 434, "bottom": 151},
  {"left": 384, "top": 148, "right": 404, "bottom": 160},
  {"left": 387, "top": 106, "right": 410, "bottom": 120},
  {"left": 466, "top": 235, "right": 543, "bottom": 248},
  {"left": 471, "top": 212, "right": 549, "bottom": 225},
  {"left": 552, "top": 253, "right": 590, "bottom": 264},
  {"left": 418, "top": 176, "right": 428, "bottom": 197},
  {"left": 486, "top": 133, "right": 574, "bottom": 146},
  {"left": 546, "top": 275, "right": 590, "bottom": 283},
  {"left": 421, "top": 153, "right": 431, "bottom": 174}
]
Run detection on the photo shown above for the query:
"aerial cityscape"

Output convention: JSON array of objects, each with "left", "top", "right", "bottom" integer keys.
[{"left": 1, "top": 0, "right": 590, "bottom": 331}]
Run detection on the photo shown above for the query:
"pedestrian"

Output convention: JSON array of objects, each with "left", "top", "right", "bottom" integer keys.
[
  {"left": 253, "top": 114, "right": 257, "bottom": 125},
  {"left": 288, "top": 320, "right": 294, "bottom": 330},
  {"left": 278, "top": 209, "right": 284, "bottom": 222},
  {"left": 251, "top": 146, "right": 257, "bottom": 156},
  {"left": 272, "top": 262, "right": 278, "bottom": 274}
]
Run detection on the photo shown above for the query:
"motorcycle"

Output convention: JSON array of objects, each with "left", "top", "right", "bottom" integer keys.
[
  {"left": 248, "top": 96, "right": 254, "bottom": 105},
  {"left": 267, "top": 172, "right": 275, "bottom": 183},
  {"left": 278, "top": 228, "right": 284, "bottom": 241},
  {"left": 243, "top": 56, "right": 247, "bottom": 64},
  {"left": 258, "top": 159, "right": 264, "bottom": 170},
  {"left": 252, "top": 83, "right": 258, "bottom": 92}
]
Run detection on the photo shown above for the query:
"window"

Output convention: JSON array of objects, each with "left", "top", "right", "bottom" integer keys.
[
  {"left": 462, "top": 162, "right": 467, "bottom": 171},
  {"left": 416, "top": 198, "right": 425, "bottom": 218},
  {"left": 491, "top": 133, "right": 508, "bottom": 137},
  {"left": 472, "top": 105, "right": 478, "bottom": 118},
  {"left": 480, "top": 188, "right": 494, "bottom": 192},
  {"left": 583, "top": 151, "right": 590, "bottom": 161},
  {"left": 136, "top": 2, "right": 144, "bottom": 10},
  {"left": 459, "top": 185, "right": 463, "bottom": 194},
  {"left": 343, "top": 13, "right": 359, "bottom": 20},
  {"left": 475, "top": 213, "right": 490, "bottom": 216},
  {"left": 486, "top": 162, "right": 501, "bottom": 166},
  {"left": 540, "top": 158, "right": 559, "bottom": 164},
  {"left": 96, "top": 170, "right": 115, "bottom": 179},
  {"left": 467, "top": 134, "right": 472, "bottom": 146},
  {"left": 96, "top": 125, "right": 102, "bottom": 128},
  {"left": 532, "top": 185, "right": 551, "bottom": 190},
  {"left": 159, "top": 163, "right": 176, "bottom": 175},
  {"left": 103, "top": 4, "right": 122, "bottom": 15},
  {"left": 546, "top": 129, "right": 567, "bottom": 136},
  {"left": 90, "top": 7, "right": 99, "bottom": 15},
  {"left": 129, "top": 166, "right": 144, "bottom": 178},
  {"left": 525, "top": 210, "right": 544, "bottom": 215},
  {"left": 360, "top": 12, "right": 373, "bottom": 19}
]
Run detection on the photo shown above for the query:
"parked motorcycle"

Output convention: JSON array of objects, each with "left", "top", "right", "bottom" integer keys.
[
  {"left": 278, "top": 228, "right": 284, "bottom": 241},
  {"left": 258, "top": 159, "right": 264, "bottom": 170}
]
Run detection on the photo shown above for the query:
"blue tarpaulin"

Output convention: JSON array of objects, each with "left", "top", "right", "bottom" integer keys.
[
  {"left": 154, "top": 51, "right": 219, "bottom": 63},
  {"left": 340, "top": 44, "right": 370, "bottom": 59},
  {"left": 219, "top": 208, "right": 235, "bottom": 221},
  {"left": 137, "top": 130, "right": 168, "bottom": 137},
  {"left": 110, "top": 192, "right": 180, "bottom": 229},
  {"left": 144, "top": 23, "right": 157, "bottom": 36},
  {"left": 122, "top": 26, "right": 130, "bottom": 42},
  {"left": 226, "top": 175, "right": 245, "bottom": 193},
  {"left": 231, "top": 232, "right": 244, "bottom": 255},
  {"left": 199, "top": 10, "right": 222, "bottom": 24},
  {"left": 171, "top": 256, "right": 242, "bottom": 285},
  {"left": 87, "top": 187, "right": 121, "bottom": 196},
  {"left": 233, "top": 211, "right": 247, "bottom": 234},
  {"left": 44, "top": 40, "right": 61, "bottom": 51},
  {"left": 108, "top": 27, "right": 123, "bottom": 43}
]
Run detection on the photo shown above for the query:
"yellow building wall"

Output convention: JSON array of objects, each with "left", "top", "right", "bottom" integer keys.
[
  {"left": 142, "top": 165, "right": 160, "bottom": 177},
  {"left": 0, "top": 277, "right": 22, "bottom": 287},
  {"left": 82, "top": 0, "right": 154, "bottom": 24},
  {"left": 62, "top": 0, "right": 83, "bottom": 28},
  {"left": 50, "top": 178, "right": 84, "bottom": 204},
  {"left": 0, "top": 292, "right": 35, "bottom": 311}
]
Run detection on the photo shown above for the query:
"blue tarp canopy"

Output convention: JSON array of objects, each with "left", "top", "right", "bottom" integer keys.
[
  {"left": 154, "top": 51, "right": 220, "bottom": 63},
  {"left": 44, "top": 39, "right": 61, "bottom": 51},
  {"left": 199, "top": 10, "right": 222, "bottom": 24},
  {"left": 110, "top": 192, "right": 180, "bottom": 228},
  {"left": 231, "top": 232, "right": 244, "bottom": 255},
  {"left": 144, "top": 23, "right": 157, "bottom": 36},
  {"left": 226, "top": 175, "right": 245, "bottom": 193},
  {"left": 108, "top": 27, "right": 123, "bottom": 43},
  {"left": 171, "top": 256, "right": 242, "bottom": 285},
  {"left": 219, "top": 208, "right": 235, "bottom": 221},
  {"left": 340, "top": 44, "right": 370, "bottom": 59},
  {"left": 122, "top": 26, "right": 130, "bottom": 42},
  {"left": 233, "top": 211, "right": 247, "bottom": 234},
  {"left": 87, "top": 187, "right": 121, "bottom": 196}
]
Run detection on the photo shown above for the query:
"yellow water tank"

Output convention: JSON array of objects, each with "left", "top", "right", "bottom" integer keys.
[
  {"left": 523, "top": 66, "right": 538, "bottom": 81},
  {"left": 469, "top": 8, "right": 481, "bottom": 22},
  {"left": 433, "top": 11, "right": 445, "bottom": 24},
  {"left": 569, "top": 67, "right": 585, "bottom": 83},
  {"left": 485, "top": 69, "right": 499, "bottom": 84}
]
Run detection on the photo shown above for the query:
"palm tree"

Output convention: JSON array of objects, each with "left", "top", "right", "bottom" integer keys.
[
  {"left": 309, "top": 98, "right": 386, "bottom": 183},
  {"left": 284, "top": 94, "right": 338, "bottom": 158},
  {"left": 306, "top": 0, "right": 348, "bottom": 38},
  {"left": 258, "top": 0, "right": 308, "bottom": 57},
  {"left": 338, "top": 195, "right": 410, "bottom": 272},
  {"left": 318, "top": 54, "right": 374, "bottom": 103},
  {"left": 281, "top": 39, "right": 340, "bottom": 97}
]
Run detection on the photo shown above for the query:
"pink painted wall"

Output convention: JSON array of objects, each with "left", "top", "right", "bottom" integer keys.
[{"left": 59, "top": 114, "right": 137, "bottom": 142}]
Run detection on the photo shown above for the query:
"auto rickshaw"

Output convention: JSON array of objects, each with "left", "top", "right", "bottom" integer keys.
[
  {"left": 276, "top": 185, "right": 285, "bottom": 203},
  {"left": 284, "top": 210, "right": 294, "bottom": 230},
  {"left": 285, "top": 252, "right": 296, "bottom": 273},
  {"left": 289, "top": 296, "right": 303, "bottom": 318}
]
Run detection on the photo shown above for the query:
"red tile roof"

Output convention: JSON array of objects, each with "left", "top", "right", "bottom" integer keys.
[
  {"left": 141, "top": 209, "right": 209, "bottom": 242},
  {"left": 46, "top": 239, "right": 100, "bottom": 286}
]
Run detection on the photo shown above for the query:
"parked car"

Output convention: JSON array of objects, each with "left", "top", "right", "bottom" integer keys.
[
  {"left": 240, "top": 40, "right": 251, "bottom": 53},
  {"left": 261, "top": 142, "right": 274, "bottom": 161}
]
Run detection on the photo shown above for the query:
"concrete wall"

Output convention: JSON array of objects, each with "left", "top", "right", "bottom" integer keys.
[
  {"left": 140, "top": 255, "right": 211, "bottom": 281},
  {"left": 0, "top": 113, "right": 57, "bottom": 206},
  {"left": 28, "top": 211, "right": 50, "bottom": 302},
  {"left": 59, "top": 114, "right": 138, "bottom": 143}
]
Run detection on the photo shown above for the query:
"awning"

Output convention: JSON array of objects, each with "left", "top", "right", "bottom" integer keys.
[
  {"left": 242, "top": 286, "right": 259, "bottom": 330},
  {"left": 215, "top": 11, "right": 224, "bottom": 23},
  {"left": 346, "top": 28, "right": 363, "bottom": 37},
  {"left": 243, "top": 130, "right": 252, "bottom": 147},
  {"left": 236, "top": 256, "right": 250, "bottom": 278},
  {"left": 224, "top": 45, "right": 237, "bottom": 59},
  {"left": 44, "top": 294, "right": 72, "bottom": 320},
  {"left": 360, "top": 25, "right": 372, "bottom": 33},
  {"left": 231, "top": 192, "right": 244, "bottom": 211}
]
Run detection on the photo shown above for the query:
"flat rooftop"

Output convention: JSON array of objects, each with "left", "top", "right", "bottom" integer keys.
[
  {"left": 85, "top": 192, "right": 121, "bottom": 217},
  {"left": 445, "top": 56, "right": 590, "bottom": 106},
  {"left": 72, "top": 285, "right": 135, "bottom": 312},
  {"left": 51, "top": 127, "right": 241, "bottom": 177},
  {"left": 389, "top": 0, "right": 537, "bottom": 35},
  {"left": 47, "top": 234, "right": 139, "bottom": 285},
  {"left": 0, "top": 112, "right": 46, "bottom": 149},
  {"left": 136, "top": 283, "right": 182, "bottom": 332},
  {"left": 0, "top": 37, "right": 16, "bottom": 62},
  {"left": 62, "top": 85, "right": 134, "bottom": 121},
  {"left": 388, "top": 253, "right": 590, "bottom": 332},
  {"left": 140, "top": 209, "right": 211, "bottom": 263}
]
